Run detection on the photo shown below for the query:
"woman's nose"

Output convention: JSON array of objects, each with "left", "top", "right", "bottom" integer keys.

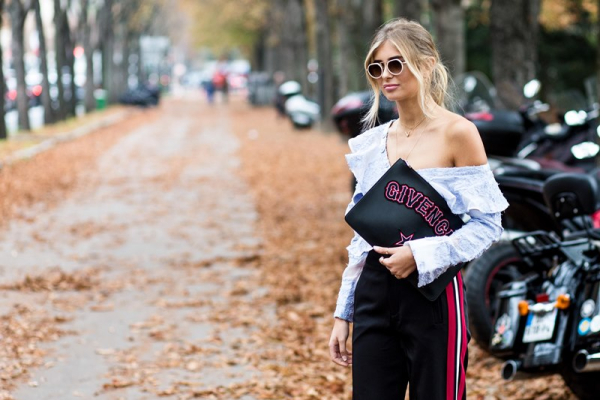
[{"left": 381, "top": 64, "right": 392, "bottom": 79}]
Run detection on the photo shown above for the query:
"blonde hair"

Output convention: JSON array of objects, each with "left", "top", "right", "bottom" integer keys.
[{"left": 362, "top": 18, "right": 451, "bottom": 129}]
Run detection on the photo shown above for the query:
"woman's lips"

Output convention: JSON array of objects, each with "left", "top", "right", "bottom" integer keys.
[{"left": 383, "top": 84, "right": 399, "bottom": 91}]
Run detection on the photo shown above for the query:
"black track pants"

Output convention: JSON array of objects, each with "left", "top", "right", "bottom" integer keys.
[{"left": 352, "top": 251, "right": 470, "bottom": 400}]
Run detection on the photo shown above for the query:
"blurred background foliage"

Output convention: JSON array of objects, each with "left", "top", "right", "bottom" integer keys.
[
  {"left": 466, "top": 0, "right": 597, "bottom": 96},
  {"left": 2, "top": 0, "right": 600, "bottom": 139},
  {"left": 178, "top": 0, "right": 600, "bottom": 113}
]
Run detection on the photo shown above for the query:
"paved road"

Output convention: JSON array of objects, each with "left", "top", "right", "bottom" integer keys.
[{"left": 0, "top": 96, "right": 268, "bottom": 399}]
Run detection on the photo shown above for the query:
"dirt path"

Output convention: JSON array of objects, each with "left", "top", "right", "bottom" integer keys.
[{"left": 0, "top": 96, "right": 269, "bottom": 399}]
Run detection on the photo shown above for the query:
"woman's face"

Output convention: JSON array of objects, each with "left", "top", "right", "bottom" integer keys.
[{"left": 370, "top": 40, "right": 420, "bottom": 103}]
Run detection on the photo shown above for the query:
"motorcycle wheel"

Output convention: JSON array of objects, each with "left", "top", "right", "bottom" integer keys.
[
  {"left": 561, "top": 365, "right": 600, "bottom": 400},
  {"left": 465, "top": 242, "right": 528, "bottom": 352}
]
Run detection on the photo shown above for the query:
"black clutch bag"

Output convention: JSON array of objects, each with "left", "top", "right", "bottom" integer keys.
[{"left": 345, "top": 158, "right": 465, "bottom": 301}]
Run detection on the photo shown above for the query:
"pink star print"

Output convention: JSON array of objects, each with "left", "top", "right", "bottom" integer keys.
[{"left": 395, "top": 231, "right": 414, "bottom": 246}]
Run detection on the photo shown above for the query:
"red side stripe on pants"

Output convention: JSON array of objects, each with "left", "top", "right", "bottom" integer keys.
[
  {"left": 445, "top": 273, "right": 467, "bottom": 400},
  {"left": 457, "top": 273, "right": 467, "bottom": 399}
]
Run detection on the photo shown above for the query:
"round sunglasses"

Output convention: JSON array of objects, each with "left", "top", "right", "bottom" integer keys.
[{"left": 366, "top": 59, "right": 407, "bottom": 79}]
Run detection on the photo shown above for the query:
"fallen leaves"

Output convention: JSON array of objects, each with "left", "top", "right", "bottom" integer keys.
[
  {"left": 0, "top": 305, "right": 71, "bottom": 392},
  {"left": 0, "top": 108, "right": 159, "bottom": 228},
  {"left": 0, "top": 267, "right": 100, "bottom": 292}
]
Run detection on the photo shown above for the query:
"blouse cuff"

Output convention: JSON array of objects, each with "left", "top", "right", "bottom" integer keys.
[{"left": 407, "top": 237, "right": 454, "bottom": 287}]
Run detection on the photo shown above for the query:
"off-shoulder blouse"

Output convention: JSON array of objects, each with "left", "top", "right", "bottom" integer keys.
[{"left": 334, "top": 120, "right": 509, "bottom": 322}]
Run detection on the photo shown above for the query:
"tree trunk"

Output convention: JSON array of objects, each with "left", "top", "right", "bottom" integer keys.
[
  {"left": 82, "top": 0, "right": 95, "bottom": 112},
  {"left": 334, "top": 0, "right": 379, "bottom": 93},
  {"left": 121, "top": 33, "right": 133, "bottom": 92},
  {"left": 361, "top": 0, "right": 383, "bottom": 53},
  {"left": 431, "top": 0, "right": 465, "bottom": 78},
  {"left": 315, "top": 0, "right": 334, "bottom": 129},
  {"left": 394, "top": 0, "right": 422, "bottom": 21},
  {"left": 33, "top": 0, "right": 54, "bottom": 124},
  {"left": 9, "top": 0, "right": 31, "bottom": 131},
  {"left": 263, "top": 2, "right": 285, "bottom": 77},
  {"left": 136, "top": 39, "right": 145, "bottom": 84},
  {"left": 108, "top": 1, "right": 125, "bottom": 104},
  {"left": 334, "top": 0, "right": 361, "bottom": 94},
  {"left": 101, "top": 0, "right": 115, "bottom": 102},
  {"left": 490, "top": 0, "right": 540, "bottom": 109},
  {"left": 64, "top": 16, "right": 77, "bottom": 117},
  {"left": 0, "top": 0, "right": 6, "bottom": 139},
  {"left": 281, "top": 0, "right": 309, "bottom": 89},
  {"left": 54, "top": 0, "right": 68, "bottom": 120}
]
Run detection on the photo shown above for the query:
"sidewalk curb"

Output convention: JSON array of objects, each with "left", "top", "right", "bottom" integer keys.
[{"left": 0, "top": 109, "right": 132, "bottom": 170}]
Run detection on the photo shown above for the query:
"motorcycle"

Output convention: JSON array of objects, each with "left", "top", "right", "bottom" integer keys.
[
  {"left": 465, "top": 161, "right": 600, "bottom": 351},
  {"left": 457, "top": 73, "right": 600, "bottom": 350},
  {"left": 456, "top": 72, "right": 600, "bottom": 172},
  {"left": 331, "top": 91, "right": 397, "bottom": 137},
  {"left": 276, "top": 80, "right": 320, "bottom": 129},
  {"left": 487, "top": 171, "right": 600, "bottom": 399}
]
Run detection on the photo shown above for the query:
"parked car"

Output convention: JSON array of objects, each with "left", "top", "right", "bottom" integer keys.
[{"left": 119, "top": 84, "right": 160, "bottom": 107}]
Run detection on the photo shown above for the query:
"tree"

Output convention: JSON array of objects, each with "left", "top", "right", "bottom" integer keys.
[
  {"left": 333, "top": 0, "right": 355, "bottom": 96},
  {"left": 314, "top": 0, "right": 334, "bottom": 128},
  {"left": 262, "top": 2, "right": 287, "bottom": 76},
  {"left": 114, "top": 0, "right": 159, "bottom": 96},
  {"left": 108, "top": 0, "right": 128, "bottom": 103},
  {"left": 81, "top": 0, "right": 95, "bottom": 112},
  {"left": 394, "top": 0, "right": 422, "bottom": 22},
  {"left": 98, "top": 0, "right": 115, "bottom": 103},
  {"left": 333, "top": 0, "right": 383, "bottom": 95},
  {"left": 0, "top": 0, "right": 6, "bottom": 139},
  {"left": 53, "top": 0, "right": 71, "bottom": 120},
  {"left": 431, "top": 0, "right": 465, "bottom": 77},
  {"left": 490, "top": 0, "right": 540, "bottom": 109},
  {"left": 281, "top": 0, "right": 310, "bottom": 89},
  {"left": 8, "top": 0, "right": 32, "bottom": 131},
  {"left": 361, "top": 0, "right": 383, "bottom": 55},
  {"left": 33, "top": 0, "right": 54, "bottom": 124}
]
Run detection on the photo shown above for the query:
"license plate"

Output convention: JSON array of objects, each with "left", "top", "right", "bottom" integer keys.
[{"left": 523, "top": 308, "right": 558, "bottom": 343}]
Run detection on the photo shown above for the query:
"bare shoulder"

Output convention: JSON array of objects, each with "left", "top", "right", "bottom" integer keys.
[
  {"left": 439, "top": 110, "right": 487, "bottom": 167},
  {"left": 443, "top": 112, "right": 479, "bottom": 142}
]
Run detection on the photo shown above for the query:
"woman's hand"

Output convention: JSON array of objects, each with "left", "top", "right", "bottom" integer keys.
[
  {"left": 373, "top": 245, "right": 417, "bottom": 279},
  {"left": 329, "top": 318, "right": 352, "bottom": 367}
]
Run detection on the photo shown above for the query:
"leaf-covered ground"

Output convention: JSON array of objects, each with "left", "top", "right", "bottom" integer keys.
[{"left": 0, "top": 95, "right": 578, "bottom": 399}]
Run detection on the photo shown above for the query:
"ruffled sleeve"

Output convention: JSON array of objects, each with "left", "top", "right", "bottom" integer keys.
[
  {"left": 406, "top": 164, "right": 509, "bottom": 287},
  {"left": 344, "top": 123, "right": 390, "bottom": 194},
  {"left": 419, "top": 164, "right": 509, "bottom": 215},
  {"left": 334, "top": 124, "right": 389, "bottom": 321}
]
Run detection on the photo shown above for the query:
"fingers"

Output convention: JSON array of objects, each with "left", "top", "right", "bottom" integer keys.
[
  {"left": 373, "top": 246, "right": 393, "bottom": 256},
  {"left": 338, "top": 336, "right": 349, "bottom": 362},
  {"left": 329, "top": 338, "right": 352, "bottom": 367}
]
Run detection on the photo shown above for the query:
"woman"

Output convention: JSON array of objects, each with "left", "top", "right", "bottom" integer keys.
[{"left": 328, "top": 18, "right": 509, "bottom": 400}]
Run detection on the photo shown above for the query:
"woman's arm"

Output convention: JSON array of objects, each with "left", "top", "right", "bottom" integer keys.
[
  {"left": 334, "top": 182, "right": 366, "bottom": 321},
  {"left": 406, "top": 211, "right": 503, "bottom": 286},
  {"left": 330, "top": 182, "right": 367, "bottom": 367}
]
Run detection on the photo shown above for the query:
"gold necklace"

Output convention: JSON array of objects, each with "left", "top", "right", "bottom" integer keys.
[
  {"left": 395, "top": 118, "right": 430, "bottom": 163},
  {"left": 398, "top": 115, "right": 427, "bottom": 137}
]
